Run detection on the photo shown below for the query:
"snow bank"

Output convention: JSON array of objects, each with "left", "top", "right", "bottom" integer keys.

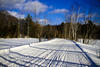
[
  {"left": 0, "top": 38, "right": 39, "bottom": 50},
  {"left": 76, "top": 41, "right": 100, "bottom": 65}
]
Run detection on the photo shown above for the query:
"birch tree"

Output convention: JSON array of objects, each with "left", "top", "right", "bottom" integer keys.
[{"left": 66, "top": 6, "right": 81, "bottom": 40}]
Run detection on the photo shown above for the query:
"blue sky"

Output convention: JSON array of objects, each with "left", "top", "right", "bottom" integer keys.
[{"left": 0, "top": 0, "right": 100, "bottom": 25}]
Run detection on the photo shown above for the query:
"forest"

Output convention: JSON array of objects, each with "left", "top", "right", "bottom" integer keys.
[{"left": 0, "top": 10, "right": 100, "bottom": 43}]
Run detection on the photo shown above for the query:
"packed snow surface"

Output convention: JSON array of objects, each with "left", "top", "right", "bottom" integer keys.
[{"left": 0, "top": 38, "right": 99, "bottom": 67}]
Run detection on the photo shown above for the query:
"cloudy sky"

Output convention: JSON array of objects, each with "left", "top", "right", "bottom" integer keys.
[{"left": 0, "top": 0, "right": 100, "bottom": 25}]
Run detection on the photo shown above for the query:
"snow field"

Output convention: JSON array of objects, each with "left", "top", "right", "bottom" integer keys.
[{"left": 0, "top": 38, "right": 98, "bottom": 67}]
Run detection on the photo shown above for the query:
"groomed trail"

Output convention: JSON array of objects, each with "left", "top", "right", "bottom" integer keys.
[{"left": 0, "top": 39, "right": 97, "bottom": 67}]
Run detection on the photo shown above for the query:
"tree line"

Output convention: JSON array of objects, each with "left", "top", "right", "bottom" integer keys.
[{"left": 0, "top": 10, "right": 100, "bottom": 43}]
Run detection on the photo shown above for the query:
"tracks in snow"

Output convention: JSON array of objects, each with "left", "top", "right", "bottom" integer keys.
[{"left": 0, "top": 39, "right": 96, "bottom": 67}]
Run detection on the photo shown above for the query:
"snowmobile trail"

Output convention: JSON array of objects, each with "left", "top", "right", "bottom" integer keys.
[{"left": 0, "top": 39, "right": 97, "bottom": 67}]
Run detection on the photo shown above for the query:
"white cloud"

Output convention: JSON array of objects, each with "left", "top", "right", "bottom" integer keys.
[
  {"left": 50, "top": 9, "right": 69, "bottom": 14},
  {"left": 24, "top": 1, "right": 48, "bottom": 14},
  {"left": 0, "top": 0, "right": 48, "bottom": 14},
  {"left": 0, "top": 0, "right": 25, "bottom": 9},
  {"left": 38, "top": 19, "right": 48, "bottom": 24},
  {"left": 8, "top": 11, "right": 25, "bottom": 19},
  {"left": 78, "top": 13, "right": 84, "bottom": 18},
  {"left": 0, "top": 0, "right": 50, "bottom": 14}
]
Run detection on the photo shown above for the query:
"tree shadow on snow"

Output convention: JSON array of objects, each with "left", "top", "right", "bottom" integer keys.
[
  {"left": 0, "top": 50, "right": 92, "bottom": 67},
  {"left": 72, "top": 40, "right": 98, "bottom": 67}
]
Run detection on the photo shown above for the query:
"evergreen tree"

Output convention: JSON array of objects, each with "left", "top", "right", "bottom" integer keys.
[{"left": 25, "top": 14, "right": 33, "bottom": 37}]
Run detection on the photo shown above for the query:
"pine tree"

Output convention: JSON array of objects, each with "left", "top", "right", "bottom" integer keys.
[{"left": 25, "top": 14, "right": 33, "bottom": 37}]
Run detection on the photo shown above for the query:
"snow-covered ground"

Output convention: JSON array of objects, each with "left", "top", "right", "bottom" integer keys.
[
  {"left": 0, "top": 38, "right": 99, "bottom": 67},
  {"left": 76, "top": 40, "right": 100, "bottom": 66},
  {"left": 0, "top": 38, "right": 47, "bottom": 50}
]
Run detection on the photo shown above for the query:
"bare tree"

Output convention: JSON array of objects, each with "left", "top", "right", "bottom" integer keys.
[
  {"left": 66, "top": 6, "right": 81, "bottom": 40},
  {"left": 33, "top": 4, "right": 49, "bottom": 42},
  {"left": 82, "top": 8, "right": 97, "bottom": 43},
  {"left": 33, "top": 4, "right": 41, "bottom": 42}
]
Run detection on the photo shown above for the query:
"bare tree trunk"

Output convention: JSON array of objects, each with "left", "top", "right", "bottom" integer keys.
[
  {"left": 27, "top": 20, "right": 29, "bottom": 38},
  {"left": 18, "top": 20, "right": 20, "bottom": 38},
  {"left": 69, "top": 23, "right": 71, "bottom": 39}
]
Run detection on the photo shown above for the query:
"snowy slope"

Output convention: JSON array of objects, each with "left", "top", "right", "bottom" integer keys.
[
  {"left": 0, "top": 38, "right": 98, "bottom": 67},
  {"left": 0, "top": 38, "right": 40, "bottom": 50},
  {"left": 76, "top": 41, "right": 100, "bottom": 66}
]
